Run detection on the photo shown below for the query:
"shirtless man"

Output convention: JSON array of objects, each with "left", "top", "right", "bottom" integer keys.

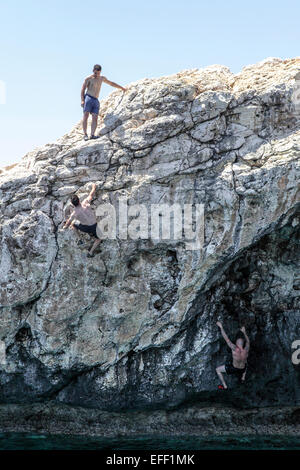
[
  {"left": 81, "top": 64, "right": 127, "bottom": 141},
  {"left": 216, "top": 322, "right": 250, "bottom": 389},
  {"left": 63, "top": 183, "right": 101, "bottom": 258}
]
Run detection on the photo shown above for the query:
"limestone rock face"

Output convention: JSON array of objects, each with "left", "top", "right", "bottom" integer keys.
[{"left": 0, "top": 57, "right": 299, "bottom": 410}]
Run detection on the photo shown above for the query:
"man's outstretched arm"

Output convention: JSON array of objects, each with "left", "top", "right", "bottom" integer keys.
[
  {"left": 240, "top": 326, "right": 250, "bottom": 351},
  {"left": 216, "top": 322, "right": 235, "bottom": 350},
  {"left": 102, "top": 76, "right": 126, "bottom": 92},
  {"left": 63, "top": 211, "right": 75, "bottom": 229},
  {"left": 86, "top": 183, "right": 97, "bottom": 203}
]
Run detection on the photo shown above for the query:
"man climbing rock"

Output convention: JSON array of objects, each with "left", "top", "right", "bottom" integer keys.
[
  {"left": 81, "top": 64, "right": 127, "bottom": 141},
  {"left": 63, "top": 183, "right": 101, "bottom": 258},
  {"left": 216, "top": 322, "right": 250, "bottom": 389}
]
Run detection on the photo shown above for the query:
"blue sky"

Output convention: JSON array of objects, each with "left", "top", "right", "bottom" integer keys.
[{"left": 0, "top": 0, "right": 299, "bottom": 167}]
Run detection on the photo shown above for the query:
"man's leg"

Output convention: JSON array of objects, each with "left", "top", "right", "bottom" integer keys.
[
  {"left": 91, "top": 113, "right": 98, "bottom": 137},
  {"left": 216, "top": 365, "right": 228, "bottom": 389},
  {"left": 88, "top": 238, "right": 101, "bottom": 255},
  {"left": 82, "top": 111, "right": 89, "bottom": 136},
  {"left": 71, "top": 222, "right": 84, "bottom": 244}
]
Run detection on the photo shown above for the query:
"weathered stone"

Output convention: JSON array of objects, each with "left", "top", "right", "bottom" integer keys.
[{"left": 0, "top": 57, "right": 299, "bottom": 422}]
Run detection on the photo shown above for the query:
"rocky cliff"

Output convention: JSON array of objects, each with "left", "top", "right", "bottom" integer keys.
[{"left": 0, "top": 57, "right": 299, "bottom": 425}]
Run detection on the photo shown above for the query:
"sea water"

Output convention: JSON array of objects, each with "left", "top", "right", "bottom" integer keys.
[{"left": 0, "top": 433, "right": 299, "bottom": 450}]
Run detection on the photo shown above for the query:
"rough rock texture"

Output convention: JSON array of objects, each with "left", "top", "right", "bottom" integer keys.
[
  {"left": 0, "top": 58, "right": 299, "bottom": 421},
  {"left": 0, "top": 402, "right": 299, "bottom": 437}
]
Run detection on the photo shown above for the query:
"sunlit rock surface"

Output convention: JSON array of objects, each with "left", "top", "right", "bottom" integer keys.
[{"left": 0, "top": 57, "right": 299, "bottom": 414}]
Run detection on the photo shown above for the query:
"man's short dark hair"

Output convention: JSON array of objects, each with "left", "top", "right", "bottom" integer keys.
[
  {"left": 71, "top": 195, "right": 80, "bottom": 207},
  {"left": 93, "top": 64, "right": 102, "bottom": 71}
]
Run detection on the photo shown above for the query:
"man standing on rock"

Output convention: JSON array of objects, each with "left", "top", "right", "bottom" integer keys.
[
  {"left": 216, "top": 323, "right": 250, "bottom": 389},
  {"left": 81, "top": 64, "right": 127, "bottom": 141},
  {"left": 63, "top": 183, "right": 101, "bottom": 258}
]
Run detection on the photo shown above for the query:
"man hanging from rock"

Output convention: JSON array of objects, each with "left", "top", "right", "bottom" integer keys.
[
  {"left": 63, "top": 183, "right": 101, "bottom": 258},
  {"left": 81, "top": 64, "right": 127, "bottom": 141},
  {"left": 216, "top": 322, "right": 250, "bottom": 389}
]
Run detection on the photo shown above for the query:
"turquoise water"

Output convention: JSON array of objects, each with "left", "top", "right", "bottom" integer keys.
[{"left": 0, "top": 433, "right": 299, "bottom": 450}]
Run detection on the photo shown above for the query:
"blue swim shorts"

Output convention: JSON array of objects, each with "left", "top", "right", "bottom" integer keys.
[{"left": 83, "top": 93, "right": 100, "bottom": 115}]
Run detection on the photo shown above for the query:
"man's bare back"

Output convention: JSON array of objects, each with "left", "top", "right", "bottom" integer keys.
[{"left": 232, "top": 343, "right": 248, "bottom": 368}]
